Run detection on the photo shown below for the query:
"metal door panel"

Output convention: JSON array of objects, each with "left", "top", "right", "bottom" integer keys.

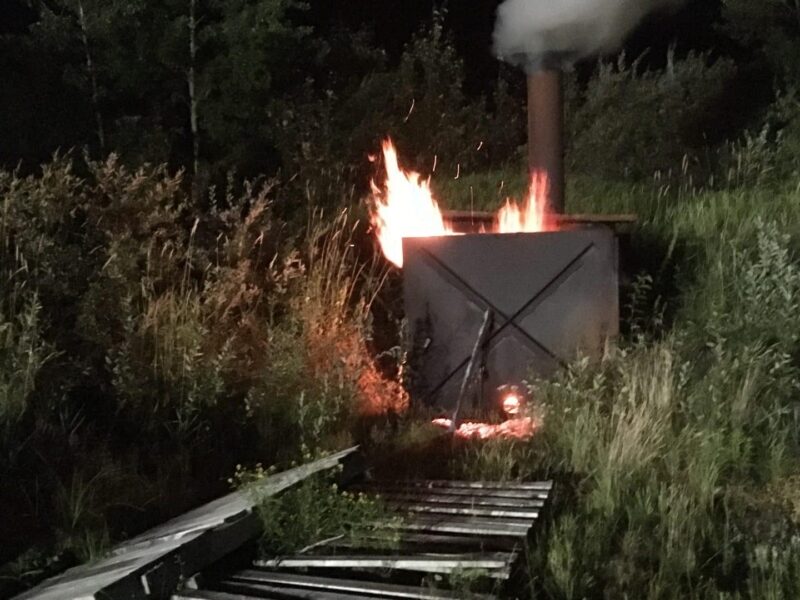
[{"left": 403, "top": 229, "right": 618, "bottom": 411}]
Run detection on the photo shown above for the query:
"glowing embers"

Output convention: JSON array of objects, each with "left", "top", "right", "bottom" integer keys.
[
  {"left": 431, "top": 416, "right": 537, "bottom": 440},
  {"left": 431, "top": 384, "right": 535, "bottom": 440},
  {"left": 367, "top": 138, "right": 556, "bottom": 267},
  {"left": 499, "top": 385, "right": 524, "bottom": 416}
]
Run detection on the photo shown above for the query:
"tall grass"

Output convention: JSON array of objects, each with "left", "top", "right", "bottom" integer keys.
[
  {"left": 0, "top": 155, "right": 404, "bottom": 595},
  {"left": 447, "top": 158, "right": 800, "bottom": 597}
]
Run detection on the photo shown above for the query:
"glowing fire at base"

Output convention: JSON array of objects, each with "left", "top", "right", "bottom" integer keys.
[
  {"left": 431, "top": 417, "right": 536, "bottom": 440},
  {"left": 368, "top": 138, "right": 557, "bottom": 267},
  {"left": 502, "top": 391, "right": 522, "bottom": 416}
]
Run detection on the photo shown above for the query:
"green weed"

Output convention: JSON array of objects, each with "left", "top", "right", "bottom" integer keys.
[{"left": 237, "top": 468, "right": 399, "bottom": 557}]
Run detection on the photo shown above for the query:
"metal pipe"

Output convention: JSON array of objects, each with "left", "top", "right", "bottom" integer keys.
[{"left": 527, "top": 69, "right": 565, "bottom": 213}]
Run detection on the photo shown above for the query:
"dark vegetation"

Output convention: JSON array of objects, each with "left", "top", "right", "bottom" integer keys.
[
  {"left": 230, "top": 466, "right": 399, "bottom": 557},
  {"left": 2, "top": 0, "right": 800, "bottom": 597}
]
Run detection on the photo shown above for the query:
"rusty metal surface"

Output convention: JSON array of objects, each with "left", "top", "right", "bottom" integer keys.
[
  {"left": 403, "top": 231, "right": 618, "bottom": 412},
  {"left": 527, "top": 69, "right": 564, "bottom": 213}
]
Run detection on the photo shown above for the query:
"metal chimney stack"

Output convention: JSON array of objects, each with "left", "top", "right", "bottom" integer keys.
[{"left": 527, "top": 68, "right": 565, "bottom": 214}]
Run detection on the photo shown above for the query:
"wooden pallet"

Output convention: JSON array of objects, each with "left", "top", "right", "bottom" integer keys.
[{"left": 178, "top": 479, "right": 551, "bottom": 600}]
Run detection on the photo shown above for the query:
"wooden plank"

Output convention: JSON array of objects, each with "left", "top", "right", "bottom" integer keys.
[
  {"left": 227, "top": 569, "right": 497, "bottom": 599},
  {"left": 386, "top": 532, "right": 520, "bottom": 552},
  {"left": 175, "top": 590, "right": 264, "bottom": 600},
  {"left": 324, "top": 532, "right": 520, "bottom": 553},
  {"left": 556, "top": 213, "right": 637, "bottom": 224},
  {"left": 380, "top": 479, "right": 553, "bottom": 491},
  {"left": 396, "top": 516, "right": 532, "bottom": 538},
  {"left": 358, "top": 483, "right": 550, "bottom": 500},
  {"left": 15, "top": 447, "right": 362, "bottom": 600},
  {"left": 254, "top": 553, "right": 514, "bottom": 579},
  {"left": 217, "top": 581, "right": 375, "bottom": 600},
  {"left": 374, "top": 491, "right": 546, "bottom": 508},
  {"left": 442, "top": 209, "right": 637, "bottom": 225},
  {"left": 394, "top": 502, "right": 539, "bottom": 520}
]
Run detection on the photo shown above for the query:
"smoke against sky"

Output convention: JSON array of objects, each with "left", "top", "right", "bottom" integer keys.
[{"left": 493, "top": 0, "right": 686, "bottom": 70}]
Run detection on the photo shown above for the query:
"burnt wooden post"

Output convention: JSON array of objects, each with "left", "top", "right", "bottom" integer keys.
[{"left": 450, "top": 309, "right": 493, "bottom": 432}]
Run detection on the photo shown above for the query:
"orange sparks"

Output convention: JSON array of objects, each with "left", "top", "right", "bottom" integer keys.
[
  {"left": 432, "top": 417, "right": 536, "bottom": 440},
  {"left": 368, "top": 138, "right": 557, "bottom": 267}
]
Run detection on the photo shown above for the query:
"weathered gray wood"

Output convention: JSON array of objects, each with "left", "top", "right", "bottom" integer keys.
[
  {"left": 397, "top": 515, "right": 533, "bottom": 538},
  {"left": 227, "top": 570, "right": 498, "bottom": 599},
  {"left": 179, "top": 475, "right": 550, "bottom": 600},
  {"left": 394, "top": 502, "right": 539, "bottom": 520},
  {"left": 220, "top": 579, "right": 495, "bottom": 600},
  {"left": 375, "top": 479, "right": 553, "bottom": 491},
  {"left": 14, "top": 447, "right": 361, "bottom": 600},
  {"left": 359, "top": 483, "right": 550, "bottom": 500},
  {"left": 221, "top": 581, "right": 398, "bottom": 599},
  {"left": 326, "top": 532, "right": 520, "bottom": 553},
  {"left": 254, "top": 553, "right": 514, "bottom": 579},
  {"left": 374, "top": 490, "right": 546, "bottom": 508},
  {"left": 175, "top": 590, "right": 263, "bottom": 600}
]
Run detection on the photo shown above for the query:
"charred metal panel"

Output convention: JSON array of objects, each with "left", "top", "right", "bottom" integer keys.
[{"left": 403, "top": 230, "right": 618, "bottom": 411}]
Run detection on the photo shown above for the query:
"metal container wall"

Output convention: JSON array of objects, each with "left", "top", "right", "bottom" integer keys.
[{"left": 403, "top": 229, "right": 619, "bottom": 411}]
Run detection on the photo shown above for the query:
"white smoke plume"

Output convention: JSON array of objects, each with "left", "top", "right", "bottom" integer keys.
[{"left": 493, "top": 0, "right": 685, "bottom": 71}]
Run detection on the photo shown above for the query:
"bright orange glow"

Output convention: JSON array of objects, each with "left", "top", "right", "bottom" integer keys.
[
  {"left": 496, "top": 172, "right": 555, "bottom": 234},
  {"left": 502, "top": 393, "right": 522, "bottom": 416},
  {"left": 368, "top": 139, "right": 557, "bottom": 267},
  {"left": 368, "top": 140, "right": 456, "bottom": 267},
  {"left": 431, "top": 417, "right": 536, "bottom": 440}
]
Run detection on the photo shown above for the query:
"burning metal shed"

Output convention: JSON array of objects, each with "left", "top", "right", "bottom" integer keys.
[{"left": 403, "top": 226, "right": 619, "bottom": 412}]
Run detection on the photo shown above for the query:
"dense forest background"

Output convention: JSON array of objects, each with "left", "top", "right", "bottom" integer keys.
[{"left": 3, "top": 0, "right": 798, "bottom": 194}]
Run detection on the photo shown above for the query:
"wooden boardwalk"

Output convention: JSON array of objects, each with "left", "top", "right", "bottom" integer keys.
[
  {"left": 11, "top": 448, "right": 361, "bottom": 600},
  {"left": 12, "top": 448, "right": 552, "bottom": 599},
  {"left": 180, "top": 479, "right": 552, "bottom": 599}
]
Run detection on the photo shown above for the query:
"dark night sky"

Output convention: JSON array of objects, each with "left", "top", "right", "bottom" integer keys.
[
  {"left": 305, "top": 0, "right": 730, "bottom": 91},
  {"left": 3, "top": 0, "right": 756, "bottom": 164},
  {"left": 3, "top": 0, "right": 729, "bottom": 77}
]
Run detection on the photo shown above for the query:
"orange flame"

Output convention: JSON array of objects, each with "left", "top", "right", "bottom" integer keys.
[
  {"left": 431, "top": 417, "right": 536, "bottom": 440},
  {"left": 496, "top": 172, "right": 555, "bottom": 234},
  {"left": 368, "top": 140, "right": 456, "bottom": 267},
  {"left": 368, "top": 138, "right": 556, "bottom": 267}
]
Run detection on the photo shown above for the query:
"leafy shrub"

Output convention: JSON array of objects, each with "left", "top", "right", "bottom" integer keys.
[
  {"left": 276, "top": 10, "right": 523, "bottom": 203},
  {"left": 568, "top": 50, "right": 736, "bottom": 182},
  {"left": 0, "top": 154, "right": 401, "bottom": 589},
  {"left": 235, "top": 468, "right": 398, "bottom": 556}
]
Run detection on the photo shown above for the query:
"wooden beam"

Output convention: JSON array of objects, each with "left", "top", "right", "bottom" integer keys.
[
  {"left": 442, "top": 210, "right": 637, "bottom": 226},
  {"left": 254, "top": 553, "right": 514, "bottom": 579},
  {"left": 362, "top": 479, "right": 552, "bottom": 492},
  {"left": 393, "top": 502, "right": 539, "bottom": 520},
  {"left": 369, "top": 491, "right": 546, "bottom": 509},
  {"left": 227, "top": 570, "right": 498, "bottom": 599},
  {"left": 15, "top": 448, "right": 362, "bottom": 600}
]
